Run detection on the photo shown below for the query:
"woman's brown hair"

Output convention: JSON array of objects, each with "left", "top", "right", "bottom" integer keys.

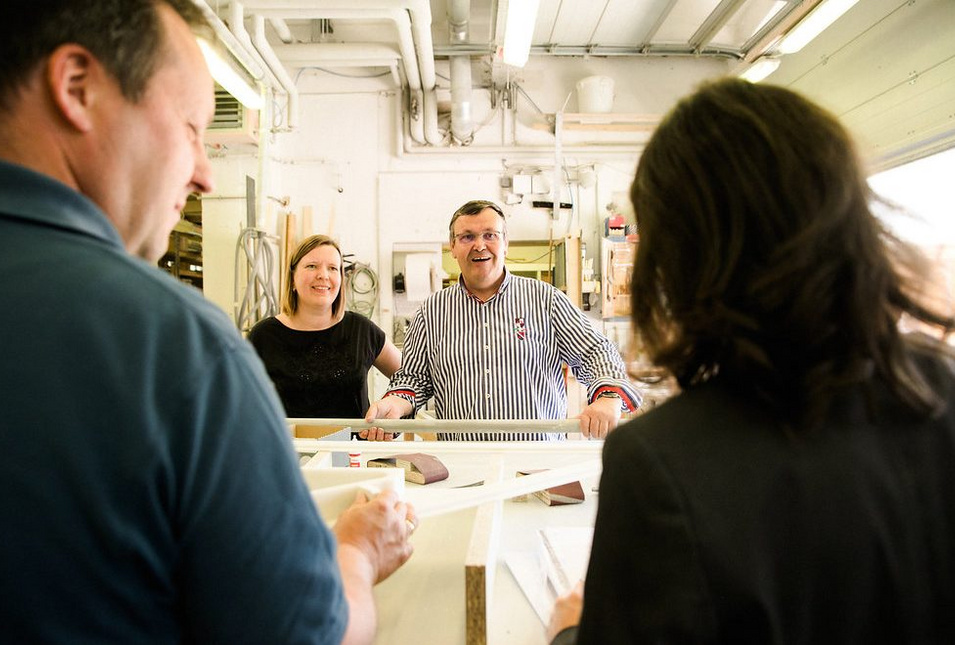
[{"left": 282, "top": 235, "right": 345, "bottom": 317}]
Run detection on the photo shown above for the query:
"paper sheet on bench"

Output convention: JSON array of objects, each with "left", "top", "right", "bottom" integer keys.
[{"left": 505, "top": 527, "right": 594, "bottom": 626}]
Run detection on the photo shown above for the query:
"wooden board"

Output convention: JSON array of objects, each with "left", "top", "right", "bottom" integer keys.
[
  {"left": 292, "top": 424, "right": 349, "bottom": 439},
  {"left": 281, "top": 212, "right": 296, "bottom": 299},
  {"left": 464, "top": 463, "right": 504, "bottom": 645}
]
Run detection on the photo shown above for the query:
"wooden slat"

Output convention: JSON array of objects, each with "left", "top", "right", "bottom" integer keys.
[
  {"left": 464, "top": 463, "right": 503, "bottom": 645},
  {"left": 281, "top": 212, "right": 296, "bottom": 300},
  {"left": 292, "top": 424, "right": 349, "bottom": 439}
]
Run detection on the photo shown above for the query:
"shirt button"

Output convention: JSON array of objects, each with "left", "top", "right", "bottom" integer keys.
[
  {"left": 485, "top": 369, "right": 490, "bottom": 374},
  {"left": 486, "top": 394, "right": 491, "bottom": 399},
  {"left": 484, "top": 345, "right": 490, "bottom": 350}
]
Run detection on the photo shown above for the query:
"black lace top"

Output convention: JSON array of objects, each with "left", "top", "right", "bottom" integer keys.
[{"left": 248, "top": 311, "right": 386, "bottom": 418}]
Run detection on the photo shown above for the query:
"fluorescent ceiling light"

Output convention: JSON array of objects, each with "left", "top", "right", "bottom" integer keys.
[
  {"left": 197, "top": 38, "right": 263, "bottom": 110},
  {"left": 777, "top": 0, "right": 860, "bottom": 54},
  {"left": 739, "top": 57, "right": 781, "bottom": 83},
  {"left": 501, "top": 0, "right": 541, "bottom": 68}
]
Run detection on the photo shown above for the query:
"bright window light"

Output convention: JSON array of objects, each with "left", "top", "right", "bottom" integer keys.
[
  {"left": 869, "top": 147, "right": 955, "bottom": 245},
  {"left": 501, "top": 0, "right": 541, "bottom": 68},
  {"left": 197, "top": 38, "right": 263, "bottom": 111},
  {"left": 777, "top": 0, "right": 861, "bottom": 54}
]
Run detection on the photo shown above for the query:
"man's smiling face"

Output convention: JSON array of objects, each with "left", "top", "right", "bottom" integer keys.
[{"left": 449, "top": 206, "right": 508, "bottom": 300}]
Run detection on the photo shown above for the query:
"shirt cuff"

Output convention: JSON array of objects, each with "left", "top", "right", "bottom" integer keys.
[
  {"left": 384, "top": 390, "right": 416, "bottom": 417},
  {"left": 590, "top": 385, "right": 636, "bottom": 412}
]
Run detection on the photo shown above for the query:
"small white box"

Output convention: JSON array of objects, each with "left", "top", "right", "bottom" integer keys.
[
  {"left": 531, "top": 174, "right": 550, "bottom": 195},
  {"left": 512, "top": 174, "right": 533, "bottom": 195},
  {"left": 301, "top": 466, "right": 405, "bottom": 525}
]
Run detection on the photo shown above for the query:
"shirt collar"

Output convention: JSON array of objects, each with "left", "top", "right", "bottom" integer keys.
[
  {"left": 0, "top": 159, "right": 125, "bottom": 250},
  {"left": 457, "top": 268, "right": 512, "bottom": 303}
]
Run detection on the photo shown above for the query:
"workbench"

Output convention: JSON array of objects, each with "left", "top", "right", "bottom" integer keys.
[{"left": 295, "top": 434, "right": 602, "bottom": 645}]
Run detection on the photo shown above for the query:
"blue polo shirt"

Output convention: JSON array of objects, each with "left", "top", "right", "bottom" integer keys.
[{"left": 0, "top": 160, "right": 347, "bottom": 643}]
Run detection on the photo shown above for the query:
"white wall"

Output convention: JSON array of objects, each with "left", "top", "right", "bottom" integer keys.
[
  {"left": 202, "top": 54, "right": 728, "bottom": 398},
  {"left": 203, "top": 154, "right": 258, "bottom": 321}
]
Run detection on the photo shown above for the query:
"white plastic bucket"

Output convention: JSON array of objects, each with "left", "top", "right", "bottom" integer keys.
[{"left": 576, "top": 75, "right": 615, "bottom": 113}]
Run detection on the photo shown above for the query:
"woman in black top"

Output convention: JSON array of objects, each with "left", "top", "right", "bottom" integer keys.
[{"left": 249, "top": 235, "right": 400, "bottom": 423}]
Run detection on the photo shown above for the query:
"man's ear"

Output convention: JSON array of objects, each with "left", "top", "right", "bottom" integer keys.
[{"left": 46, "top": 44, "right": 101, "bottom": 133}]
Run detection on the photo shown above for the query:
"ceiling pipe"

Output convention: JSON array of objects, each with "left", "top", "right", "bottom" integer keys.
[
  {"left": 240, "top": 8, "right": 425, "bottom": 143},
  {"left": 270, "top": 42, "right": 404, "bottom": 121},
  {"left": 741, "top": 0, "right": 824, "bottom": 63},
  {"left": 268, "top": 17, "right": 294, "bottom": 43},
  {"left": 448, "top": 0, "right": 470, "bottom": 45},
  {"left": 238, "top": 2, "right": 434, "bottom": 86},
  {"left": 409, "top": 89, "right": 426, "bottom": 145},
  {"left": 447, "top": 0, "right": 474, "bottom": 145},
  {"left": 260, "top": 10, "right": 422, "bottom": 87},
  {"left": 191, "top": 0, "right": 269, "bottom": 86},
  {"left": 226, "top": 2, "right": 287, "bottom": 121},
  {"left": 272, "top": 42, "right": 401, "bottom": 68},
  {"left": 403, "top": 1, "right": 442, "bottom": 145},
  {"left": 687, "top": 0, "right": 748, "bottom": 52},
  {"left": 422, "top": 89, "right": 442, "bottom": 145},
  {"left": 239, "top": 0, "right": 442, "bottom": 146},
  {"left": 449, "top": 56, "right": 473, "bottom": 144},
  {"left": 252, "top": 15, "right": 300, "bottom": 130}
]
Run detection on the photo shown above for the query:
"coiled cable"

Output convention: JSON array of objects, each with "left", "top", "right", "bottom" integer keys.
[
  {"left": 234, "top": 228, "right": 279, "bottom": 332},
  {"left": 345, "top": 261, "right": 379, "bottom": 318}
]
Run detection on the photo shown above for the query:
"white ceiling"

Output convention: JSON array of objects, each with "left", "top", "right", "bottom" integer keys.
[
  {"left": 211, "top": 0, "right": 955, "bottom": 168},
  {"left": 256, "top": 0, "right": 801, "bottom": 60}
]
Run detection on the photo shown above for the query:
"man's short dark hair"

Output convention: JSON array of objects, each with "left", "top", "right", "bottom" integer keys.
[
  {"left": 0, "top": 0, "right": 210, "bottom": 112},
  {"left": 448, "top": 200, "right": 507, "bottom": 243}
]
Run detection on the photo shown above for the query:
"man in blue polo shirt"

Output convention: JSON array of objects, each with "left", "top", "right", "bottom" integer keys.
[{"left": 0, "top": 2, "right": 414, "bottom": 643}]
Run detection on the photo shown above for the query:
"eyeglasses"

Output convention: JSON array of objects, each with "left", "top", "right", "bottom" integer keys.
[{"left": 453, "top": 231, "right": 503, "bottom": 245}]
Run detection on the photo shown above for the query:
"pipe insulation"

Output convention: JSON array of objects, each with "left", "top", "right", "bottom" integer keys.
[
  {"left": 447, "top": 0, "right": 471, "bottom": 44},
  {"left": 226, "top": 2, "right": 285, "bottom": 104},
  {"left": 449, "top": 56, "right": 474, "bottom": 144},
  {"left": 238, "top": 0, "right": 440, "bottom": 144},
  {"left": 252, "top": 15, "right": 300, "bottom": 129}
]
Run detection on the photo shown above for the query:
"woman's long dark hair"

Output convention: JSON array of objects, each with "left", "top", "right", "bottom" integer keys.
[{"left": 630, "top": 78, "right": 953, "bottom": 427}]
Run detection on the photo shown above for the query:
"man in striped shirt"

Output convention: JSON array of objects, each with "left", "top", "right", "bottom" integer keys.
[{"left": 363, "top": 200, "right": 641, "bottom": 441}]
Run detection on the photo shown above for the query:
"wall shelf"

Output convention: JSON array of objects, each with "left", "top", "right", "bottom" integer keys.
[
  {"left": 159, "top": 196, "right": 203, "bottom": 289},
  {"left": 532, "top": 113, "right": 660, "bottom": 133}
]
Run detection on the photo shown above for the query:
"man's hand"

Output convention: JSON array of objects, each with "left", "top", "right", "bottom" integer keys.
[
  {"left": 576, "top": 395, "right": 623, "bottom": 439},
  {"left": 546, "top": 580, "right": 584, "bottom": 642},
  {"left": 334, "top": 489, "right": 416, "bottom": 584},
  {"left": 361, "top": 395, "right": 413, "bottom": 441},
  {"left": 334, "top": 490, "right": 417, "bottom": 644}
]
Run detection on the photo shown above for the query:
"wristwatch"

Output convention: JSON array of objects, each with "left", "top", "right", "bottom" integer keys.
[
  {"left": 596, "top": 391, "right": 621, "bottom": 400},
  {"left": 596, "top": 390, "right": 626, "bottom": 411}
]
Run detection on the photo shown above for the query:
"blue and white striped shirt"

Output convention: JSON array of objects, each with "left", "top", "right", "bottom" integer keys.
[{"left": 386, "top": 271, "right": 641, "bottom": 440}]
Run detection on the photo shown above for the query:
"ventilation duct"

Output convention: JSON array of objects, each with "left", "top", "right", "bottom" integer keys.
[{"left": 207, "top": 87, "right": 259, "bottom": 145}]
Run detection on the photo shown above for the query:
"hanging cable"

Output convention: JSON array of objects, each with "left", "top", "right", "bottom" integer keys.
[
  {"left": 344, "top": 260, "right": 379, "bottom": 318},
  {"left": 234, "top": 227, "right": 279, "bottom": 332}
]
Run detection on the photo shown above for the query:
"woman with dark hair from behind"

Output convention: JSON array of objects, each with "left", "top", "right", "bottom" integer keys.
[{"left": 548, "top": 78, "right": 955, "bottom": 644}]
